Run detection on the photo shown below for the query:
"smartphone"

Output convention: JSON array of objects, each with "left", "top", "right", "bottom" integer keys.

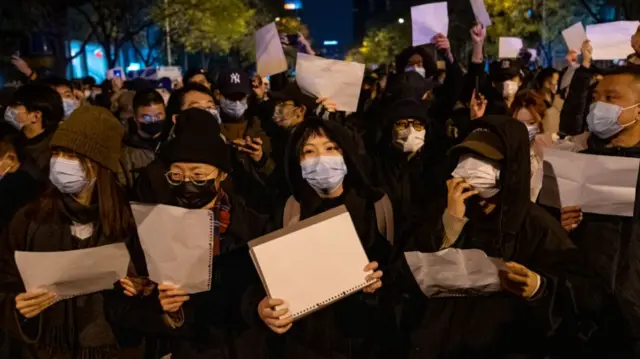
[{"left": 474, "top": 77, "right": 482, "bottom": 101}]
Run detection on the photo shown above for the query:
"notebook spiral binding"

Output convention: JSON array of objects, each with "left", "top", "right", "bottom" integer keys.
[
  {"left": 292, "top": 280, "right": 374, "bottom": 318},
  {"left": 206, "top": 211, "right": 214, "bottom": 291}
]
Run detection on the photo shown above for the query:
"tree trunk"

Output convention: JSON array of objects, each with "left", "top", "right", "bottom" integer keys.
[{"left": 50, "top": 36, "right": 69, "bottom": 77}]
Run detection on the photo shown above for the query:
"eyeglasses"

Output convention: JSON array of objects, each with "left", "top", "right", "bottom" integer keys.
[
  {"left": 140, "top": 115, "right": 164, "bottom": 123},
  {"left": 395, "top": 119, "right": 425, "bottom": 131},
  {"left": 165, "top": 170, "right": 216, "bottom": 186}
]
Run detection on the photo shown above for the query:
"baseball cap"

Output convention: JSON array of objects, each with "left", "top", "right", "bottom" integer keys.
[
  {"left": 490, "top": 59, "right": 525, "bottom": 83},
  {"left": 217, "top": 68, "right": 250, "bottom": 98},
  {"left": 451, "top": 128, "right": 504, "bottom": 161}
]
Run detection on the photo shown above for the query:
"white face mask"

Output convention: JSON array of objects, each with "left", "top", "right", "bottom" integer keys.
[
  {"left": 394, "top": 127, "right": 426, "bottom": 153},
  {"left": 503, "top": 80, "right": 519, "bottom": 98},
  {"left": 451, "top": 155, "right": 501, "bottom": 198},
  {"left": 406, "top": 66, "right": 426, "bottom": 78}
]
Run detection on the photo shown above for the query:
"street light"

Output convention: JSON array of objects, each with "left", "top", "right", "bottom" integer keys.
[
  {"left": 398, "top": 18, "right": 405, "bottom": 24},
  {"left": 276, "top": 17, "right": 281, "bottom": 21}
]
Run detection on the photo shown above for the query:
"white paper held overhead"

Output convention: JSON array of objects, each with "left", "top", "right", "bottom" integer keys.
[
  {"left": 499, "top": 37, "right": 524, "bottom": 59},
  {"left": 15, "top": 243, "right": 130, "bottom": 299},
  {"left": 131, "top": 203, "right": 214, "bottom": 294},
  {"left": 539, "top": 148, "right": 640, "bottom": 217},
  {"left": 470, "top": 0, "right": 492, "bottom": 27},
  {"left": 295, "top": 53, "right": 365, "bottom": 113},
  {"left": 411, "top": 2, "right": 449, "bottom": 46},
  {"left": 586, "top": 21, "right": 640, "bottom": 60},
  {"left": 255, "top": 23, "right": 288, "bottom": 77},
  {"left": 562, "top": 22, "right": 587, "bottom": 54}
]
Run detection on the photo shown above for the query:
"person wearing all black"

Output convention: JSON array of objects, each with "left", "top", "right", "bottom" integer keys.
[
  {"left": 130, "top": 108, "right": 271, "bottom": 359},
  {"left": 119, "top": 89, "right": 167, "bottom": 197},
  {"left": 370, "top": 98, "right": 447, "bottom": 229},
  {"left": 395, "top": 116, "right": 597, "bottom": 358},
  {"left": 257, "top": 117, "right": 396, "bottom": 359},
  {"left": 2, "top": 84, "right": 63, "bottom": 178},
  {"left": 560, "top": 66, "right": 640, "bottom": 358}
]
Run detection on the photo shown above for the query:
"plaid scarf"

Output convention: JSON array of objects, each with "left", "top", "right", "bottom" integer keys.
[{"left": 212, "top": 189, "right": 231, "bottom": 256}]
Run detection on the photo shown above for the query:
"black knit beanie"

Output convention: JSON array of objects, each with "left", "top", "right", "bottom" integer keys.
[{"left": 166, "top": 108, "right": 232, "bottom": 173}]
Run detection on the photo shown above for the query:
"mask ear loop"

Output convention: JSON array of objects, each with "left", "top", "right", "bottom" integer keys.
[{"left": 620, "top": 103, "right": 640, "bottom": 129}]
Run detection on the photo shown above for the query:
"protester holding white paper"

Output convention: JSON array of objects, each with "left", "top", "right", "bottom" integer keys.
[
  {"left": 0, "top": 106, "right": 148, "bottom": 358},
  {"left": 558, "top": 65, "right": 640, "bottom": 356},
  {"left": 396, "top": 116, "right": 595, "bottom": 357},
  {"left": 257, "top": 117, "right": 395, "bottom": 358},
  {"left": 133, "top": 108, "right": 271, "bottom": 358}
]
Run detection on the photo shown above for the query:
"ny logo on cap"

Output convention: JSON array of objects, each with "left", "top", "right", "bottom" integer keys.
[
  {"left": 230, "top": 73, "right": 241, "bottom": 84},
  {"left": 501, "top": 60, "right": 510, "bottom": 69}
]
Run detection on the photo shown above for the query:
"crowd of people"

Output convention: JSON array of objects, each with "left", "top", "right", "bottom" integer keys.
[{"left": 0, "top": 22, "right": 640, "bottom": 359}]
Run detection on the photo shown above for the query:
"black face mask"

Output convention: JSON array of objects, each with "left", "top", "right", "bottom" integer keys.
[
  {"left": 140, "top": 121, "right": 164, "bottom": 137},
  {"left": 172, "top": 180, "right": 217, "bottom": 209}
]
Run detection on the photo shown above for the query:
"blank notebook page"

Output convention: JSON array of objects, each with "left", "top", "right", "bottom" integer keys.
[{"left": 249, "top": 206, "right": 371, "bottom": 319}]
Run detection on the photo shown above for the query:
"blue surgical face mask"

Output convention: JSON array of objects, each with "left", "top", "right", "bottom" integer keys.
[
  {"left": 49, "top": 157, "right": 92, "bottom": 194},
  {"left": 63, "top": 99, "right": 80, "bottom": 119},
  {"left": 301, "top": 155, "right": 348, "bottom": 195},
  {"left": 220, "top": 98, "right": 248, "bottom": 118},
  {"left": 406, "top": 66, "right": 426, "bottom": 78},
  {"left": 587, "top": 101, "right": 640, "bottom": 139},
  {"left": 4, "top": 107, "right": 24, "bottom": 130}
]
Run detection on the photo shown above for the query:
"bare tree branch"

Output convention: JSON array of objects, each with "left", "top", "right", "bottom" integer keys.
[{"left": 66, "top": 29, "right": 95, "bottom": 62}]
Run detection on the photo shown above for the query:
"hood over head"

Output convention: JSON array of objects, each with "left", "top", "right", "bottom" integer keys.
[
  {"left": 449, "top": 115, "right": 531, "bottom": 238},
  {"left": 285, "top": 117, "right": 382, "bottom": 203},
  {"left": 385, "top": 71, "right": 439, "bottom": 104},
  {"left": 396, "top": 45, "right": 439, "bottom": 79}
]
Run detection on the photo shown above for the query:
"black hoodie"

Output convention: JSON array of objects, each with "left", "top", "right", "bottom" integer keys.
[
  {"left": 270, "top": 117, "right": 397, "bottom": 359},
  {"left": 396, "top": 116, "right": 598, "bottom": 358}
]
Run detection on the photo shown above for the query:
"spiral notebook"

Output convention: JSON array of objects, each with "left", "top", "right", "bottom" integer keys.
[{"left": 249, "top": 205, "right": 373, "bottom": 320}]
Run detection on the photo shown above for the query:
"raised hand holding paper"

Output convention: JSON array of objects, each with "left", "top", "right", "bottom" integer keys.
[
  {"left": 411, "top": 2, "right": 449, "bottom": 46},
  {"left": 586, "top": 21, "right": 640, "bottom": 60},
  {"left": 499, "top": 37, "right": 524, "bottom": 59},
  {"left": 15, "top": 243, "right": 130, "bottom": 299},
  {"left": 562, "top": 22, "right": 587, "bottom": 54},
  {"left": 256, "top": 23, "right": 288, "bottom": 77},
  {"left": 295, "top": 53, "right": 365, "bottom": 113},
  {"left": 470, "top": 0, "right": 492, "bottom": 27}
]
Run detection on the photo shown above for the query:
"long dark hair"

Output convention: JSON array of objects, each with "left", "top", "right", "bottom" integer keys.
[{"left": 29, "top": 151, "right": 135, "bottom": 239}]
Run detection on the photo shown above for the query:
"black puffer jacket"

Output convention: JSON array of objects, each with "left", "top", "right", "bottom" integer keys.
[
  {"left": 268, "top": 118, "right": 397, "bottom": 359},
  {"left": 568, "top": 136, "right": 640, "bottom": 358},
  {"left": 396, "top": 116, "right": 598, "bottom": 359}
]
